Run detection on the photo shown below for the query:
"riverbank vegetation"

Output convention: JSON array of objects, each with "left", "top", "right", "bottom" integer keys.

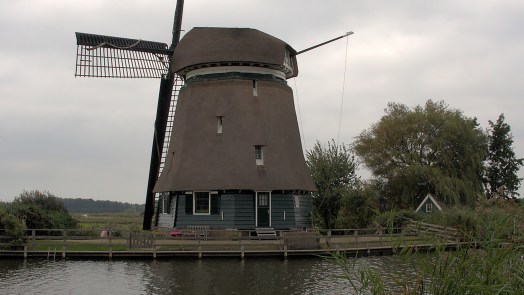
[
  {"left": 307, "top": 100, "right": 523, "bottom": 231},
  {"left": 0, "top": 191, "right": 144, "bottom": 245},
  {"left": 74, "top": 212, "right": 143, "bottom": 233},
  {"left": 336, "top": 201, "right": 524, "bottom": 294},
  {"left": 0, "top": 191, "right": 77, "bottom": 244},
  {"left": 308, "top": 99, "right": 524, "bottom": 293}
]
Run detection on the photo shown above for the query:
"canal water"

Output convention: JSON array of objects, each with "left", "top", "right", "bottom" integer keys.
[{"left": 0, "top": 256, "right": 408, "bottom": 294}]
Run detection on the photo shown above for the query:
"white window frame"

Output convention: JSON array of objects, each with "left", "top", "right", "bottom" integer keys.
[
  {"left": 425, "top": 203, "right": 433, "bottom": 213},
  {"left": 193, "top": 191, "right": 211, "bottom": 215}
]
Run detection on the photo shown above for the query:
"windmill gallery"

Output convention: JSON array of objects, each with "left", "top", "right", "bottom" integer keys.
[{"left": 74, "top": 0, "right": 351, "bottom": 233}]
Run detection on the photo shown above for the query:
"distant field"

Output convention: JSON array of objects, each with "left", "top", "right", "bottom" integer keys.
[{"left": 74, "top": 212, "right": 143, "bottom": 231}]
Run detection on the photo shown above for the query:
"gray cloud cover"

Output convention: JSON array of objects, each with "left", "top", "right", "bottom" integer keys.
[{"left": 1, "top": 0, "right": 523, "bottom": 203}]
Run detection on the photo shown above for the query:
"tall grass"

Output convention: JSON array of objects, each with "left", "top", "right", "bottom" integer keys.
[{"left": 334, "top": 202, "right": 524, "bottom": 294}]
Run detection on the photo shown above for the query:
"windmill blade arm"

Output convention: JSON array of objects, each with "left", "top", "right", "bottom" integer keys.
[
  {"left": 76, "top": 32, "right": 171, "bottom": 55},
  {"left": 75, "top": 32, "right": 172, "bottom": 78}
]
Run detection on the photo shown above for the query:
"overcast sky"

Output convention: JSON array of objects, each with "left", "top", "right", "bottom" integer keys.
[{"left": 1, "top": 0, "right": 523, "bottom": 204}]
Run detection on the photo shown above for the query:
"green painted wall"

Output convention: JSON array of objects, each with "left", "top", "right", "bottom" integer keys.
[{"left": 167, "top": 192, "right": 312, "bottom": 230}]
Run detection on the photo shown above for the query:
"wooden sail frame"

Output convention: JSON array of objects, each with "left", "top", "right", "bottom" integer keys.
[{"left": 75, "top": 32, "right": 171, "bottom": 78}]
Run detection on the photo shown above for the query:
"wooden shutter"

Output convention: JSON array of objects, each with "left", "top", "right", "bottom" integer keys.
[
  {"left": 185, "top": 195, "right": 193, "bottom": 214},
  {"left": 211, "top": 195, "right": 220, "bottom": 215}
]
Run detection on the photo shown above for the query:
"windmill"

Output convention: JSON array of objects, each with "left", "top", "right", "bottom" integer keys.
[{"left": 75, "top": 0, "right": 352, "bottom": 231}]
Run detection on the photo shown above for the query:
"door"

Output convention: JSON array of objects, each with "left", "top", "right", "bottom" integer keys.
[{"left": 256, "top": 192, "right": 270, "bottom": 227}]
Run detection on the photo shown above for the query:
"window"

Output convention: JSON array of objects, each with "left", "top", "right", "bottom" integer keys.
[
  {"left": 255, "top": 145, "right": 264, "bottom": 166},
  {"left": 217, "top": 116, "right": 223, "bottom": 134},
  {"left": 160, "top": 194, "right": 170, "bottom": 214},
  {"left": 425, "top": 203, "right": 433, "bottom": 213},
  {"left": 283, "top": 50, "right": 294, "bottom": 73},
  {"left": 258, "top": 193, "right": 269, "bottom": 206},
  {"left": 252, "top": 80, "right": 258, "bottom": 96},
  {"left": 185, "top": 191, "right": 220, "bottom": 215},
  {"left": 294, "top": 195, "right": 300, "bottom": 208},
  {"left": 194, "top": 191, "right": 211, "bottom": 214}
]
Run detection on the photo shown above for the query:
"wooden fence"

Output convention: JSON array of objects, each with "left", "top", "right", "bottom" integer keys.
[{"left": 0, "top": 224, "right": 462, "bottom": 259}]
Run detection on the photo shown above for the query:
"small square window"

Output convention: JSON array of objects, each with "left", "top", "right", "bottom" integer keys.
[
  {"left": 425, "top": 203, "right": 433, "bottom": 212},
  {"left": 194, "top": 192, "right": 211, "bottom": 214}
]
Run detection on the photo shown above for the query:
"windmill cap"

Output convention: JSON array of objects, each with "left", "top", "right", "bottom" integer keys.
[{"left": 171, "top": 27, "right": 298, "bottom": 79}]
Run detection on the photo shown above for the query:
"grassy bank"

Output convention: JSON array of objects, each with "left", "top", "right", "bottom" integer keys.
[{"left": 73, "top": 212, "right": 143, "bottom": 232}]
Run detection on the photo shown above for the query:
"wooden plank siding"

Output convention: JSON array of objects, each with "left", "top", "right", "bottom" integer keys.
[
  {"left": 159, "top": 192, "right": 312, "bottom": 230},
  {"left": 294, "top": 194, "right": 313, "bottom": 229},
  {"left": 232, "top": 194, "right": 256, "bottom": 229},
  {"left": 271, "top": 194, "right": 296, "bottom": 229}
]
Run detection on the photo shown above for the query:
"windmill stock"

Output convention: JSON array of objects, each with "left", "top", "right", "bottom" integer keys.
[{"left": 74, "top": 0, "right": 352, "bottom": 231}]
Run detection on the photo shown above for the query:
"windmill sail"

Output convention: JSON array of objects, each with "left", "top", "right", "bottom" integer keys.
[{"left": 75, "top": 32, "right": 171, "bottom": 78}]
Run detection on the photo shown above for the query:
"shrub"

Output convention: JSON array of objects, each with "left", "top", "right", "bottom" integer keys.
[
  {"left": 374, "top": 209, "right": 418, "bottom": 231},
  {"left": 0, "top": 208, "right": 27, "bottom": 246}
]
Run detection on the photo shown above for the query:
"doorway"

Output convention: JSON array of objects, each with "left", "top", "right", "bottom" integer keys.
[{"left": 256, "top": 192, "right": 271, "bottom": 227}]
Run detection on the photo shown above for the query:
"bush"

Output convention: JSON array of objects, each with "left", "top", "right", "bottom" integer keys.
[
  {"left": 4, "top": 190, "right": 78, "bottom": 230},
  {"left": 374, "top": 209, "right": 418, "bottom": 230},
  {"left": 419, "top": 207, "right": 479, "bottom": 238},
  {"left": 336, "top": 185, "right": 378, "bottom": 229},
  {"left": 0, "top": 208, "right": 26, "bottom": 246}
]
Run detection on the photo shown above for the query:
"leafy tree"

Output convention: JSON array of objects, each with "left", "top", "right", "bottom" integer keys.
[
  {"left": 8, "top": 190, "right": 77, "bottom": 229},
  {"left": 485, "top": 114, "right": 523, "bottom": 198},
  {"left": 306, "top": 140, "right": 359, "bottom": 229},
  {"left": 336, "top": 181, "right": 378, "bottom": 229},
  {"left": 354, "top": 100, "right": 487, "bottom": 209}
]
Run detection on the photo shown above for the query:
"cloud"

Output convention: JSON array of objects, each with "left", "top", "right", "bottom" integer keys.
[{"left": 1, "top": 0, "right": 523, "bottom": 202}]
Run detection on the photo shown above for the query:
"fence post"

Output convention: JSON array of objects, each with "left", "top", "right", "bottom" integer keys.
[
  {"left": 24, "top": 245, "right": 27, "bottom": 259},
  {"left": 109, "top": 232, "right": 113, "bottom": 259},
  {"left": 128, "top": 232, "right": 133, "bottom": 248},
  {"left": 152, "top": 235, "right": 156, "bottom": 259},
  {"left": 327, "top": 230, "right": 332, "bottom": 245},
  {"left": 62, "top": 229, "right": 66, "bottom": 258},
  {"left": 354, "top": 230, "right": 358, "bottom": 248},
  {"left": 31, "top": 230, "right": 36, "bottom": 250},
  {"left": 284, "top": 245, "right": 288, "bottom": 259}
]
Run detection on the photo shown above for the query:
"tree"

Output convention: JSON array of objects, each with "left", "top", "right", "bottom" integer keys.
[
  {"left": 485, "top": 114, "right": 523, "bottom": 198},
  {"left": 354, "top": 100, "right": 487, "bottom": 209},
  {"left": 8, "top": 190, "right": 77, "bottom": 229},
  {"left": 336, "top": 181, "right": 378, "bottom": 229},
  {"left": 306, "top": 140, "right": 359, "bottom": 229}
]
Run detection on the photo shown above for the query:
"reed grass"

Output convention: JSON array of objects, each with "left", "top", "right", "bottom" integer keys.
[{"left": 334, "top": 205, "right": 524, "bottom": 294}]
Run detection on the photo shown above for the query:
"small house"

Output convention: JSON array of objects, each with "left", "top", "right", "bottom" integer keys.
[{"left": 415, "top": 193, "right": 442, "bottom": 214}]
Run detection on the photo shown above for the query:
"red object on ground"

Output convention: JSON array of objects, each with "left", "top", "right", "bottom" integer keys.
[{"left": 170, "top": 230, "right": 183, "bottom": 237}]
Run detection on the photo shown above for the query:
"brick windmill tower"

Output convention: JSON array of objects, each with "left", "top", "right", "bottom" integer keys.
[{"left": 74, "top": 0, "right": 351, "bottom": 231}]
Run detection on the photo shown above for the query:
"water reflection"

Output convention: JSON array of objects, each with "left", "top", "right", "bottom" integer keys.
[{"left": 0, "top": 256, "right": 405, "bottom": 294}]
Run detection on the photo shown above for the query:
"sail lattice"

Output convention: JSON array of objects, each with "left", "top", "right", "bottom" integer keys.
[{"left": 75, "top": 32, "right": 171, "bottom": 78}]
